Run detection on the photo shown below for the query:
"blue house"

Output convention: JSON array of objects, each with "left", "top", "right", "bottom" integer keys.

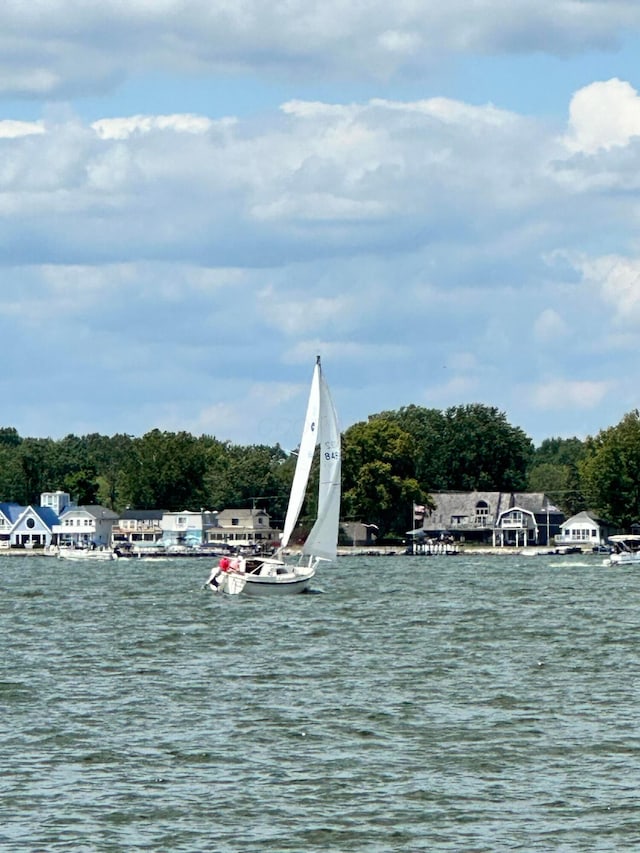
[
  {"left": 11, "top": 505, "right": 60, "bottom": 549},
  {"left": 0, "top": 502, "right": 24, "bottom": 549}
]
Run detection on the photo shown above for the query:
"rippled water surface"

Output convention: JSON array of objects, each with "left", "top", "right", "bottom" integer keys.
[{"left": 2, "top": 552, "right": 640, "bottom": 851}]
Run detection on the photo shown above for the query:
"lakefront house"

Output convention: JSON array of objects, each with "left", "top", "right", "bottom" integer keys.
[
  {"left": 413, "top": 491, "right": 565, "bottom": 547},
  {"left": 555, "top": 511, "right": 617, "bottom": 548}
]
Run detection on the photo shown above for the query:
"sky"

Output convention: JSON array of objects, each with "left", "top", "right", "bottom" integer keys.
[{"left": 3, "top": 1, "right": 640, "bottom": 452}]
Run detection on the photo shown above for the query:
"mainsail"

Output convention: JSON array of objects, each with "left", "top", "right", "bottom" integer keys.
[
  {"left": 303, "top": 367, "right": 341, "bottom": 561},
  {"left": 279, "top": 358, "right": 321, "bottom": 551},
  {"left": 279, "top": 356, "right": 341, "bottom": 561}
]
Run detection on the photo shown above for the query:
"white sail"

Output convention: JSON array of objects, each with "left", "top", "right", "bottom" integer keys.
[
  {"left": 279, "top": 358, "right": 321, "bottom": 551},
  {"left": 207, "top": 356, "right": 340, "bottom": 596},
  {"left": 303, "top": 365, "right": 341, "bottom": 562}
]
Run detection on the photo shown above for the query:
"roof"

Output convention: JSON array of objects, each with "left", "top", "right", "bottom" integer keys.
[
  {"left": 561, "top": 510, "right": 605, "bottom": 527},
  {"left": 511, "top": 492, "right": 561, "bottom": 513},
  {"left": 217, "top": 508, "right": 270, "bottom": 521},
  {"left": 0, "top": 502, "right": 25, "bottom": 523},
  {"left": 59, "top": 504, "right": 119, "bottom": 520},
  {"left": 120, "top": 509, "right": 164, "bottom": 521},
  {"left": 421, "top": 491, "right": 562, "bottom": 530},
  {"left": 422, "top": 491, "right": 507, "bottom": 529},
  {"left": 32, "top": 506, "right": 60, "bottom": 528}
]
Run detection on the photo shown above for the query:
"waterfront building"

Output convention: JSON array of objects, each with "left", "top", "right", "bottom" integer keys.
[
  {"left": 10, "top": 505, "right": 59, "bottom": 549},
  {"left": 208, "top": 507, "right": 280, "bottom": 550},
  {"left": 111, "top": 509, "right": 164, "bottom": 548},
  {"left": 0, "top": 503, "right": 26, "bottom": 549},
  {"left": 556, "top": 511, "right": 615, "bottom": 548},
  {"left": 413, "top": 491, "right": 564, "bottom": 547},
  {"left": 53, "top": 505, "right": 119, "bottom": 548},
  {"left": 160, "top": 509, "right": 218, "bottom": 548}
]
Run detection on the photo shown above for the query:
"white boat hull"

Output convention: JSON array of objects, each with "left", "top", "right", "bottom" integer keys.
[
  {"left": 606, "top": 553, "right": 640, "bottom": 567},
  {"left": 58, "top": 549, "right": 117, "bottom": 561},
  {"left": 604, "top": 535, "right": 640, "bottom": 567},
  {"left": 241, "top": 570, "right": 314, "bottom": 596},
  {"left": 207, "top": 557, "right": 315, "bottom": 596}
]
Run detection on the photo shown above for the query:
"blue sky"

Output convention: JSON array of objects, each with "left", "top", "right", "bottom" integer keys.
[{"left": 2, "top": 1, "right": 640, "bottom": 451}]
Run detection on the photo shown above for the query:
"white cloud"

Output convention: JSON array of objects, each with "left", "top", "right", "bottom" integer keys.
[
  {"left": 0, "top": 97, "right": 547, "bottom": 263},
  {"left": 571, "top": 254, "right": 640, "bottom": 326},
  {"left": 0, "top": 120, "right": 45, "bottom": 138},
  {"left": 564, "top": 78, "right": 640, "bottom": 154},
  {"left": 0, "top": 2, "right": 639, "bottom": 97},
  {"left": 4, "top": 9, "right": 640, "bottom": 448},
  {"left": 92, "top": 114, "right": 217, "bottom": 139},
  {"left": 533, "top": 308, "right": 568, "bottom": 342},
  {"left": 530, "top": 379, "right": 610, "bottom": 410}
]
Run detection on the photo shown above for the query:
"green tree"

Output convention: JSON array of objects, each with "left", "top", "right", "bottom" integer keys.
[
  {"left": 531, "top": 436, "right": 585, "bottom": 468},
  {"left": 378, "top": 405, "right": 447, "bottom": 489},
  {"left": 0, "top": 427, "right": 22, "bottom": 448},
  {"left": 15, "top": 438, "right": 59, "bottom": 503},
  {"left": 220, "top": 443, "right": 289, "bottom": 516},
  {"left": 85, "top": 432, "right": 134, "bottom": 510},
  {"left": 0, "top": 443, "right": 25, "bottom": 501},
  {"left": 120, "top": 430, "right": 208, "bottom": 510},
  {"left": 342, "top": 417, "right": 432, "bottom": 537},
  {"left": 527, "top": 436, "right": 587, "bottom": 515},
  {"left": 441, "top": 404, "right": 533, "bottom": 490},
  {"left": 580, "top": 410, "right": 640, "bottom": 528}
]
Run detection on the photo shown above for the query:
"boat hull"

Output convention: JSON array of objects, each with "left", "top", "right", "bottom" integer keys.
[
  {"left": 58, "top": 549, "right": 117, "bottom": 561},
  {"left": 241, "top": 572, "right": 314, "bottom": 596},
  {"left": 207, "top": 559, "right": 315, "bottom": 596},
  {"left": 606, "top": 553, "right": 640, "bottom": 567}
]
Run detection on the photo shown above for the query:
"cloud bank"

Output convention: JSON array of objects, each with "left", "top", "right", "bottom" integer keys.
[{"left": 3, "top": 5, "right": 640, "bottom": 448}]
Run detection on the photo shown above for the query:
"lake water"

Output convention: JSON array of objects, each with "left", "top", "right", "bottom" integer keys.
[{"left": 2, "top": 551, "right": 639, "bottom": 851}]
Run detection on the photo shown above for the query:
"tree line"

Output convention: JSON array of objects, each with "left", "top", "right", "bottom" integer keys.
[{"left": 1, "top": 403, "right": 639, "bottom": 538}]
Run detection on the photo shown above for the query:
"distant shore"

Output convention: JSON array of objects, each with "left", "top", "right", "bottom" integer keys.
[{"left": 0, "top": 544, "right": 597, "bottom": 559}]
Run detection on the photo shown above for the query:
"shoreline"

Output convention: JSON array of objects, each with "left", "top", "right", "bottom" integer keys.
[{"left": 0, "top": 544, "right": 598, "bottom": 559}]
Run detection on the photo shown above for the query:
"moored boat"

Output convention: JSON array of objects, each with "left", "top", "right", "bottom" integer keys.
[
  {"left": 604, "top": 534, "right": 640, "bottom": 566},
  {"left": 58, "top": 546, "right": 118, "bottom": 561}
]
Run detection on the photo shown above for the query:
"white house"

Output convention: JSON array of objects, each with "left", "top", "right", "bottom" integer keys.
[
  {"left": 54, "top": 505, "right": 119, "bottom": 548},
  {"left": 494, "top": 505, "right": 539, "bottom": 547},
  {"left": 208, "top": 508, "right": 280, "bottom": 549},
  {"left": 556, "top": 511, "right": 614, "bottom": 547}
]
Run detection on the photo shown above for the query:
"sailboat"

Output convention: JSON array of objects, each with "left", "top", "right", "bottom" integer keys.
[{"left": 206, "top": 356, "right": 341, "bottom": 596}]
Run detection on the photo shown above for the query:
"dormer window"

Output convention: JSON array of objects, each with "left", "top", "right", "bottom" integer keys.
[{"left": 475, "top": 501, "right": 489, "bottom": 525}]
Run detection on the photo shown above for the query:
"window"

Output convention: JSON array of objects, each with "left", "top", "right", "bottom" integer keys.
[
  {"left": 26, "top": 518, "right": 35, "bottom": 529},
  {"left": 475, "top": 501, "right": 490, "bottom": 526}
]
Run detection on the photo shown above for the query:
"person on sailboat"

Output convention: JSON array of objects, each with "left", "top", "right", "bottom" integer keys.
[
  {"left": 205, "top": 555, "right": 231, "bottom": 590},
  {"left": 228, "top": 556, "right": 245, "bottom": 573}
]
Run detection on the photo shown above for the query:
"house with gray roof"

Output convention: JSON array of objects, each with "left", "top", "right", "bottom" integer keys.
[
  {"left": 111, "top": 509, "right": 164, "bottom": 548},
  {"left": 414, "top": 491, "right": 564, "bottom": 547},
  {"left": 53, "top": 505, "right": 119, "bottom": 548},
  {"left": 556, "top": 510, "right": 616, "bottom": 548}
]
